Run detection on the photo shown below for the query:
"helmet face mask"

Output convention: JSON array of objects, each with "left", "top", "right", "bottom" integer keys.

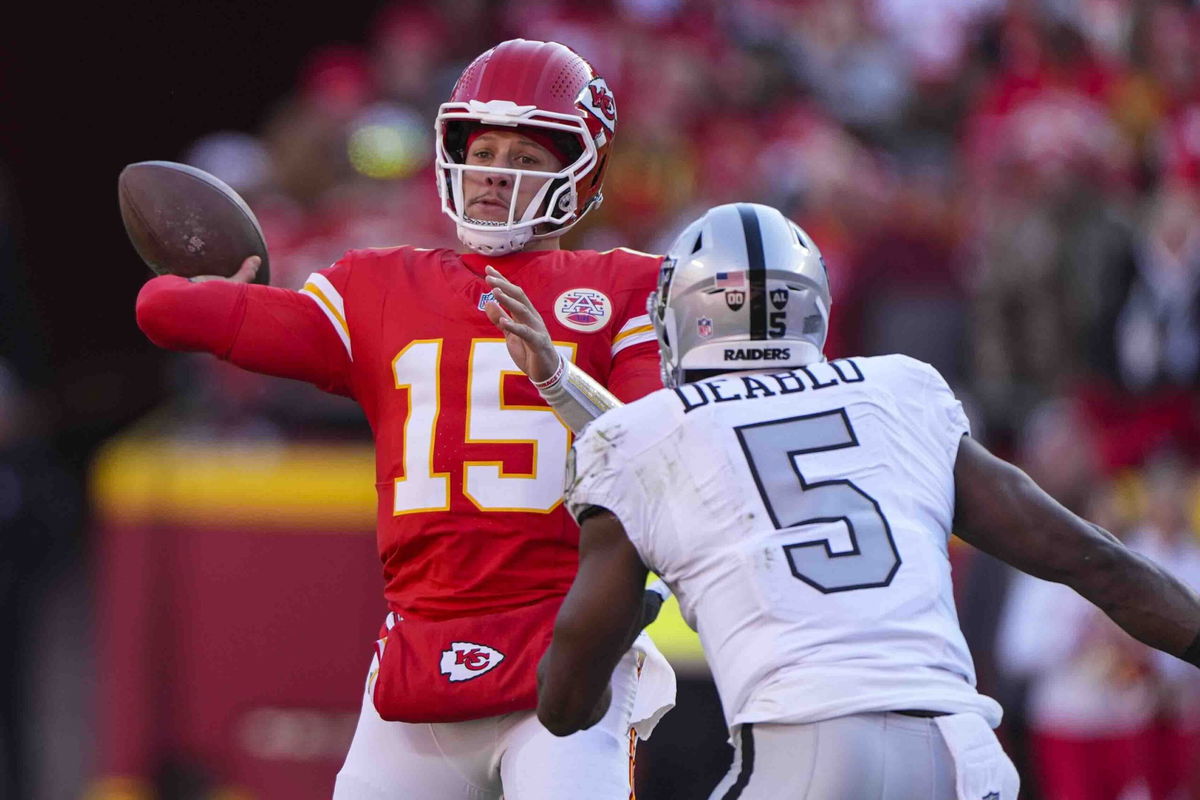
[
  {"left": 648, "top": 256, "right": 680, "bottom": 388},
  {"left": 651, "top": 203, "right": 832, "bottom": 388},
  {"left": 435, "top": 119, "right": 591, "bottom": 254},
  {"left": 434, "top": 41, "right": 616, "bottom": 256}
]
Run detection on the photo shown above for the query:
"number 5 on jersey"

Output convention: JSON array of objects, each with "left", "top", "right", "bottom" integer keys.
[
  {"left": 735, "top": 409, "right": 901, "bottom": 593},
  {"left": 391, "top": 339, "right": 576, "bottom": 515}
]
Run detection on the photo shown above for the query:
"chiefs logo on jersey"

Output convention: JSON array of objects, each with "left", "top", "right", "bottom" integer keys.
[
  {"left": 440, "top": 641, "right": 505, "bottom": 682},
  {"left": 578, "top": 78, "right": 617, "bottom": 133}
]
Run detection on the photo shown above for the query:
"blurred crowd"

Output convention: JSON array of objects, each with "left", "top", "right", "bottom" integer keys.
[
  {"left": 181, "top": 0, "right": 1200, "bottom": 451},
  {"left": 159, "top": 0, "right": 1200, "bottom": 797},
  {"left": 5, "top": 0, "right": 1200, "bottom": 797}
]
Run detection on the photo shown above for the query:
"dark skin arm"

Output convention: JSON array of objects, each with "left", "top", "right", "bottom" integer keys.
[
  {"left": 537, "top": 510, "right": 649, "bottom": 737},
  {"left": 954, "top": 436, "right": 1200, "bottom": 658}
]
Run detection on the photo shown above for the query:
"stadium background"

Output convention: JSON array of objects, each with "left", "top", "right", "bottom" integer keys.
[{"left": 2, "top": 0, "right": 1200, "bottom": 797}]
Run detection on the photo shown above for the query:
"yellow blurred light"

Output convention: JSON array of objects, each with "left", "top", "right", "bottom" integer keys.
[{"left": 348, "top": 124, "right": 421, "bottom": 180}]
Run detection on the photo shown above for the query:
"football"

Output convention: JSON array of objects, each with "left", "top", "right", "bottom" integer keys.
[{"left": 118, "top": 160, "right": 270, "bottom": 284}]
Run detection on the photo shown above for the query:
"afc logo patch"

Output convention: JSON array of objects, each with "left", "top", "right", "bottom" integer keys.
[
  {"left": 554, "top": 287, "right": 613, "bottom": 332},
  {"left": 578, "top": 77, "right": 617, "bottom": 133},
  {"left": 440, "top": 641, "right": 505, "bottom": 682}
]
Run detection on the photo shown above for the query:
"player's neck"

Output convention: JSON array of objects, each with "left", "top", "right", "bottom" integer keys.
[
  {"left": 521, "top": 237, "right": 561, "bottom": 252},
  {"left": 458, "top": 237, "right": 562, "bottom": 257}
]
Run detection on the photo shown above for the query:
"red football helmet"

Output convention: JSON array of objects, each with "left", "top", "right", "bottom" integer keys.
[{"left": 435, "top": 39, "right": 617, "bottom": 255}]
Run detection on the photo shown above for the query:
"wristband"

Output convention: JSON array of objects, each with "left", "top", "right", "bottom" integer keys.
[
  {"left": 1184, "top": 631, "right": 1200, "bottom": 667},
  {"left": 531, "top": 353, "right": 566, "bottom": 391},
  {"left": 536, "top": 359, "right": 623, "bottom": 434}
]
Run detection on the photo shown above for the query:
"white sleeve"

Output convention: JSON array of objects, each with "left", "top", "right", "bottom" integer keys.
[
  {"left": 564, "top": 418, "right": 655, "bottom": 567},
  {"left": 565, "top": 420, "right": 633, "bottom": 522},
  {"left": 897, "top": 358, "right": 970, "bottom": 462}
]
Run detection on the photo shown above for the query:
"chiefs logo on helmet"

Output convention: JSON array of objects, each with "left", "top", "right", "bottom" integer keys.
[
  {"left": 579, "top": 77, "right": 617, "bottom": 133},
  {"left": 589, "top": 85, "right": 615, "bottom": 120},
  {"left": 440, "top": 641, "right": 506, "bottom": 682}
]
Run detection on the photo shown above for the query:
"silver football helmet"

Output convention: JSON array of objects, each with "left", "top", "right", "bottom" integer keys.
[{"left": 649, "top": 203, "right": 831, "bottom": 388}]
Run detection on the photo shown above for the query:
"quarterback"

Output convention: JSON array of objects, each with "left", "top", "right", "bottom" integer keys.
[
  {"left": 527, "top": 203, "right": 1200, "bottom": 799},
  {"left": 136, "top": 40, "right": 675, "bottom": 799}
]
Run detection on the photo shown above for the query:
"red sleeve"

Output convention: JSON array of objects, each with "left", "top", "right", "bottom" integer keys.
[
  {"left": 607, "top": 340, "right": 662, "bottom": 403},
  {"left": 136, "top": 275, "right": 353, "bottom": 397},
  {"left": 603, "top": 249, "right": 663, "bottom": 403}
]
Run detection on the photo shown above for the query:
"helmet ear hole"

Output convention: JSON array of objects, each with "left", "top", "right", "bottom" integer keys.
[{"left": 691, "top": 232, "right": 703, "bottom": 253}]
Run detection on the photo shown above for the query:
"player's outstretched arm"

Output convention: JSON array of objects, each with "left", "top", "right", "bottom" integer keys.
[
  {"left": 136, "top": 255, "right": 261, "bottom": 353},
  {"left": 953, "top": 436, "right": 1200, "bottom": 664},
  {"left": 136, "top": 256, "right": 352, "bottom": 394},
  {"left": 537, "top": 509, "right": 648, "bottom": 736}
]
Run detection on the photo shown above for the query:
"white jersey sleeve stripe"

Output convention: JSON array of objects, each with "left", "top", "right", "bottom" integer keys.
[
  {"left": 300, "top": 273, "right": 353, "bottom": 361},
  {"left": 612, "top": 328, "right": 656, "bottom": 357},
  {"left": 615, "top": 314, "right": 652, "bottom": 338},
  {"left": 612, "top": 314, "right": 655, "bottom": 356}
]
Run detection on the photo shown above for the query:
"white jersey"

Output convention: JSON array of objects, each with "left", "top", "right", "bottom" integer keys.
[{"left": 566, "top": 354, "right": 1003, "bottom": 730}]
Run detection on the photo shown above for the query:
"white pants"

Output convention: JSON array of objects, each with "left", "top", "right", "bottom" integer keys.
[
  {"left": 707, "top": 712, "right": 1019, "bottom": 800},
  {"left": 334, "top": 634, "right": 674, "bottom": 799}
]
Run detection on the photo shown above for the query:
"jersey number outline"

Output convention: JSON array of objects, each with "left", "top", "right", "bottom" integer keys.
[
  {"left": 734, "top": 408, "right": 901, "bottom": 593},
  {"left": 391, "top": 339, "right": 575, "bottom": 515}
]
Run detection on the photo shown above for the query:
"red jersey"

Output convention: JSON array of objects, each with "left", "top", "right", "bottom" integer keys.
[{"left": 137, "top": 246, "right": 663, "bottom": 620}]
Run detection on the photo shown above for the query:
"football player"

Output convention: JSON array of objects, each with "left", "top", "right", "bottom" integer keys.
[
  {"left": 523, "top": 203, "right": 1200, "bottom": 799},
  {"left": 136, "top": 40, "right": 675, "bottom": 800}
]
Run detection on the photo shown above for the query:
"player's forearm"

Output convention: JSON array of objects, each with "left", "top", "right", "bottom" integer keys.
[
  {"left": 538, "top": 568, "right": 644, "bottom": 733},
  {"left": 536, "top": 622, "right": 628, "bottom": 736},
  {"left": 536, "top": 356, "right": 623, "bottom": 433},
  {"left": 537, "top": 346, "right": 663, "bottom": 432},
  {"left": 955, "top": 437, "right": 1200, "bottom": 663},
  {"left": 1068, "top": 535, "right": 1200, "bottom": 660},
  {"left": 136, "top": 275, "right": 245, "bottom": 356},
  {"left": 137, "top": 276, "right": 351, "bottom": 394},
  {"left": 957, "top": 447, "right": 1200, "bottom": 661},
  {"left": 984, "top": 469, "right": 1200, "bottom": 657}
]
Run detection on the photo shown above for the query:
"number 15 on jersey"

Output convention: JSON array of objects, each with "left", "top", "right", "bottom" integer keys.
[{"left": 391, "top": 338, "right": 576, "bottom": 515}]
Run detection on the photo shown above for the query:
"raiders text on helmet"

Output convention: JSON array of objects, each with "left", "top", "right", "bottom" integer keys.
[
  {"left": 649, "top": 203, "right": 831, "bottom": 388},
  {"left": 435, "top": 39, "right": 615, "bottom": 256}
]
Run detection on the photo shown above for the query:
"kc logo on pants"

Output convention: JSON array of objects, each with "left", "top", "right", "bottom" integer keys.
[{"left": 440, "top": 641, "right": 505, "bottom": 682}]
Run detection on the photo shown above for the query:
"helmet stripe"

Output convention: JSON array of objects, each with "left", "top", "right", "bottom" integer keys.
[{"left": 737, "top": 204, "right": 767, "bottom": 340}]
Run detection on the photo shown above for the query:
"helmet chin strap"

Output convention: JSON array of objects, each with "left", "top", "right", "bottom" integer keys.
[{"left": 456, "top": 223, "right": 533, "bottom": 256}]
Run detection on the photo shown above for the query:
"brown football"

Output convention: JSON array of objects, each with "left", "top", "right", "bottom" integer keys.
[{"left": 118, "top": 160, "right": 270, "bottom": 284}]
